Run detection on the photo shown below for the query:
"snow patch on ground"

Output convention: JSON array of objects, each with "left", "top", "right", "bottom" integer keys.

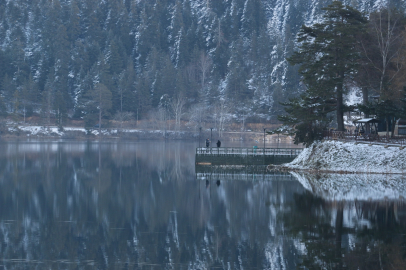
[
  {"left": 14, "top": 126, "right": 86, "bottom": 136},
  {"left": 286, "top": 140, "right": 406, "bottom": 174},
  {"left": 5, "top": 125, "right": 198, "bottom": 140}
]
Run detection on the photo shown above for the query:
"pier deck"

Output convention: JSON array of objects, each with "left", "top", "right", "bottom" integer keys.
[{"left": 196, "top": 147, "right": 302, "bottom": 165}]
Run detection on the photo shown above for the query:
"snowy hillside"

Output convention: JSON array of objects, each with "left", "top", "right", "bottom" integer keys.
[{"left": 0, "top": 0, "right": 405, "bottom": 127}]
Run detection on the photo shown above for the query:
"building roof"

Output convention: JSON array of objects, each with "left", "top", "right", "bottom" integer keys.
[{"left": 353, "top": 118, "right": 380, "bottom": 124}]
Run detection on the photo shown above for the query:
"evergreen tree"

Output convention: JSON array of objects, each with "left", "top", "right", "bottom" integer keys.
[
  {"left": 117, "top": 7, "right": 133, "bottom": 56},
  {"left": 153, "top": 55, "right": 176, "bottom": 107},
  {"left": 211, "top": 15, "right": 230, "bottom": 80},
  {"left": 54, "top": 90, "right": 67, "bottom": 128},
  {"left": 175, "top": 69, "right": 188, "bottom": 98},
  {"left": 118, "top": 60, "right": 136, "bottom": 114},
  {"left": 0, "top": 50, "right": 10, "bottom": 80},
  {"left": 108, "top": 39, "right": 123, "bottom": 74},
  {"left": 182, "top": 0, "right": 193, "bottom": 29},
  {"left": 83, "top": 0, "right": 103, "bottom": 45},
  {"left": 42, "top": 0, "right": 63, "bottom": 57},
  {"left": 169, "top": 0, "right": 184, "bottom": 43},
  {"left": 0, "top": 96, "right": 7, "bottom": 117},
  {"left": 91, "top": 83, "right": 112, "bottom": 133},
  {"left": 135, "top": 75, "right": 151, "bottom": 119},
  {"left": 241, "top": 0, "right": 267, "bottom": 38},
  {"left": 54, "top": 25, "right": 71, "bottom": 108},
  {"left": 285, "top": 1, "right": 367, "bottom": 138},
  {"left": 67, "top": 0, "right": 81, "bottom": 42},
  {"left": 10, "top": 38, "right": 29, "bottom": 87},
  {"left": 21, "top": 74, "right": 39, "bottom": 120},
  {"left": 278, "top": 93, "right": 334, "bottom": 146},
  {"left": 1, "top": 74, "right": 15, "bottom": 112},
  {"left": 226, "top": 37, "right": 249, "bottom": 102},
  {"left": 42, "top": 73, "right": 55, "bottom": 127},
  {"left": 134, "top": 6, "right": 153, "bottom": 69},
  {"left": 74, "top": 69, "right": 95, "bottom": 120},
  {"left": 87, "top": 41, "right": 102, "bottom": 71},
  {"left": 173, "top": 28, "right": 189, "bottom": 68}
]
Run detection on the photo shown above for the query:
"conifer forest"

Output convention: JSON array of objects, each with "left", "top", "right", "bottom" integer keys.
[{"left": 0, "top": 0, "right": 406, "bottom": 134}]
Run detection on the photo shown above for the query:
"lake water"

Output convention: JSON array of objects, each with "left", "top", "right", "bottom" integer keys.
[{"left": 0, "top": 140, "right": 405, "bottom": 269}]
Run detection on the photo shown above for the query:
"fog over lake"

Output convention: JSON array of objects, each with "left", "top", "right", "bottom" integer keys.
[{"left": 0, "top": 140, "right": 405, "bottom": 269}]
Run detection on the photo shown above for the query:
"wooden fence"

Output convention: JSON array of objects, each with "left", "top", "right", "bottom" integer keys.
[
  {"left": 323, "top": 130, "right": 406, "bottom": 146},
  {"left": 196, "top": 147, "right": 303, "bottom": 157}
]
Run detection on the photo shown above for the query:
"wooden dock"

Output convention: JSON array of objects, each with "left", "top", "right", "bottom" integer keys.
[
  {"left": 196, "top": 172, "right": 295, "bottom": 182},
  {"left": 195, "top": 147, "right": 302, "bottom": 165}
]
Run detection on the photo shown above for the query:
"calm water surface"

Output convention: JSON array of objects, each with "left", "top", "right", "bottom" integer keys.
[{"left": 0, "top": 140, "right": 405, "bottom": 269}]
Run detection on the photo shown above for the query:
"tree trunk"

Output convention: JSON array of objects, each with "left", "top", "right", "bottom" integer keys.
[
  {"left": 337, "top": 84, "right": 345, "bottom": 131},
  {"left": 391, "top": 117, "right": 396, "bottom": 138},
  {"left": 362, "top": 87, "right": 371, "bottom": 133},
  {"left": 99, "top": 89, "right": 102, "bottom": 134},
  {"left": 362, "top": 87, "right": 369, "bottom": 106},
  {"left": 99, "top": 108, "right": 101, "bottom": 134}
]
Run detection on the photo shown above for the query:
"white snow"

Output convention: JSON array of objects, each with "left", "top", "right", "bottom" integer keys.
[
  {"left": 345, "top": 88, "right": 362, "bottom": 106},
  {"left": 373, "top": 0, "right": 389, "bottom": 10},
  {"left": 285, "top": 140, "right": 406, "bottom": 174},
  {"left": 15, "top": 125, "right": 87, "bottom": 136},
  {"left": 7, "top": 125, "right": 154, "bottom": 137}
]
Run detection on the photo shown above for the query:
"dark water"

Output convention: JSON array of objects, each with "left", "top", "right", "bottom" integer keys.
[{"left": 0, "top": 140, "right": 405, "bottom": 269}]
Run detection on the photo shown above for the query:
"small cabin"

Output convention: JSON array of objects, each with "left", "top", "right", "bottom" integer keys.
[{"left": 354, "top": 118, "right": 406, "bottom": 137}]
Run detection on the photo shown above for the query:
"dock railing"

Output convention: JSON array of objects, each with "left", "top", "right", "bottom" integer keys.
[{"left": 196, "top": 147, "right": 302, "bottom": 156}]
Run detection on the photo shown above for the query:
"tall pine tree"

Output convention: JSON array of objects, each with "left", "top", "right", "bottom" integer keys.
[{"left": 283, "top": 1, "right": 367, "bottom": 144}]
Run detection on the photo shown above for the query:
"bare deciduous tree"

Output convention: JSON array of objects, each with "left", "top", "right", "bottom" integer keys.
[
  {"left": 359, "top": 8, "right": 406, "bottom": 136},
  {"left": 185, "top": 63, "right": 196, "bottom": 83},
  {"left": 188, "top": 103, "right": 208, "bottom": 131},
  {"left": 213, "top": 99, "right": 229, "bottom": 138},
  {"left": 114, "top": 111, "right": 134, "bottom": 129},
  {"left": 170, "top": 95, "right": 186, "bottom": 131},
  {"left": 361, "top": 9, "right": 406, "bottom": 99},
  {"left": 197, "top": 52, "right": 212, "bottom": 90}
]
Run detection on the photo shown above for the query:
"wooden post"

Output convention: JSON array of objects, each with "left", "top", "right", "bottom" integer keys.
[
  {"left": 210, "top": 128, "right": 213, "bottom": 154},
  {"left": 199, "top": 127, "right": 202, "bottom": 147}
]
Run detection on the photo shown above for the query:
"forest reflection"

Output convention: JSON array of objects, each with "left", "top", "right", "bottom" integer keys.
[
  {"left": 0, "top": 141, "right": 405, "bottom": 269},
  {"left": 286, "top": 172, "right": 406, "bottom": 270}
]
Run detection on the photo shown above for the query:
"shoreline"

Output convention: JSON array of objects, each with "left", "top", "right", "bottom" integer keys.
[{"left": 1, "top": 125, "right": 294, "bottom": 143}]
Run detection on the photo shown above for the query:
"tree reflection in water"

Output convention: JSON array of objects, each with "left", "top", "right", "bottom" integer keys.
[
  {"left": 285, "top": 172, "right": 406, "bottom": 270},
  {"left": 0, "top": 141, "right": 405, "bottom": 269}
]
